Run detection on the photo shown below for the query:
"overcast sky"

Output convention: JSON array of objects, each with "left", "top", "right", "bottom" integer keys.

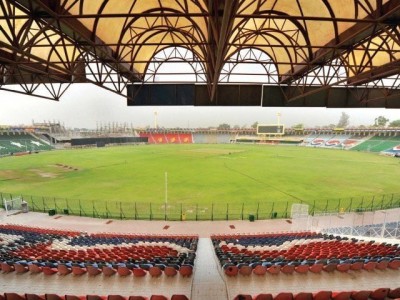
[{"left": 0, "top": 84, "right": 399, "bottom": 129}]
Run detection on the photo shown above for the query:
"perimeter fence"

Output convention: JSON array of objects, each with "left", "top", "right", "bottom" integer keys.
[{"left": 1, "top": 191, "right": 400, "bottom": 221}]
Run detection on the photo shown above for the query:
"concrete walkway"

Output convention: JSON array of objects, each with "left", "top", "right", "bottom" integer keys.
[{"left": 191, "top": 238, "right": 228, "bottom": 300}]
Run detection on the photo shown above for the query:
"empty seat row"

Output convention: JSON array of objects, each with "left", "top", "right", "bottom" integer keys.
[
  {"left": 0, "top": 293, "right": 189, "bottom": 300},
  {"left": 1, "top": 262, "right": 193, "bottom": 277},
  {"left": 234, "top": 287, "right": 400, "bottom": 300},
  {"left": 0, "top": 225, "right": 198, "bottom": 275},
  {"left": 223, "top": 258, "right": 400, "bottom": 276},
  {"left": 212, "top": 232, "right": 400, "bottom": 273}
]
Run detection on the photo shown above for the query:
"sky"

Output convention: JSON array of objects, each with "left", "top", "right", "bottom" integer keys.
[{"left": 0, "top": 84, "right": 399, "bottom": 129}]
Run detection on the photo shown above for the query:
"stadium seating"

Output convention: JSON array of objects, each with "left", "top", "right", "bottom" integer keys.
[
  {"left": 212, "top": 231, "right": 400, "bottom": 276},
  {"left": 0, "top": 225, "right": 197, "bottom": 278},
  {"left": 0, "top": 132, "right": 52, "bottom": 156},
  {"left": 138, "top": 132, "right": 193, "bottom": 144},
  {"left": 231, "top": 289, "right": 400, "bottom": 300},
  {"left": 351, "top": 135, "right": 400, "bottom": 153}
]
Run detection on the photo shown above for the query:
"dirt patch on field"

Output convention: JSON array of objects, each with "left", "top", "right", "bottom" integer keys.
[
  {"left": 0, "top": 170, "right": 20, "bottom": 181},
  {"left": 30, "top": 169, "right": 57, "bottom": 178}
]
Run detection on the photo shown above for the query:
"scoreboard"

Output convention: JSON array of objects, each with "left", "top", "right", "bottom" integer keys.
[{"left": 257, "top": 124, "right": 285, "bottom": 135}]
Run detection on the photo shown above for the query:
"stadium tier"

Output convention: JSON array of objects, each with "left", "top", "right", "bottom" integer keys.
[
  {"left": 350, "top": 136, "right": 400, "bottom": 153},
  {"left": 212, "top": 231, "right": 400, "bottom": 276},
  {"left": 233, "top": 288, "right": 400, "bottom": 300},
  {"left": 0, "top": 133, "right": 52, "bottom": 156},
  {"left": 0, "top": 225, "right": 197, "bottom": 278},
  {"left": 138, "top": 133, "right": 193, "bottom": 144}
]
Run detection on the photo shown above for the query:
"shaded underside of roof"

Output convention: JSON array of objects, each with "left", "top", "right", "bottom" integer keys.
[{"left": 0, "top": 0, "right": 399, "bottom": 106}]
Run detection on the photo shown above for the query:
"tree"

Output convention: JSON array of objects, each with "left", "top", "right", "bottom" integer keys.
[
  {"left": 233, "top": 125, "right": 240, "bottom": 129},
  {"left": 337, "top": 112, "right": 350, "bottom": 128},
  {"left": 374, "top": 116, "right": 389, "bottom": 127},
  {"left": 217, "top": 123, "right": 230, "bottom": 130},
  {"left": 251, "top": 121, "right": 259, "bottom": 129},
  {"left": 389, "top": 119, "right": 400, "bottom": 127}
]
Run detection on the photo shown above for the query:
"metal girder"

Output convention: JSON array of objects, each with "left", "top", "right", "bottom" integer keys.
[
  {"left": 209, "top": 0, "right": 240, "bottom": 101},
  {"left": 12, "top": 0, "right": 142, "bottom": 83},
  {"left": 280, "top": 0, "right": 400, "bottom": 84}
]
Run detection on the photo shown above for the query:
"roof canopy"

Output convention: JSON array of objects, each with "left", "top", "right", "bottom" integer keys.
[{"left": 0, "top": 0, "right": 399, "bottom": 105}]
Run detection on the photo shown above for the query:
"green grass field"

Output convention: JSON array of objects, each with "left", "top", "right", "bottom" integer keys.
[{"left": 1, "top": 144, "right": 399, "bottom": 220}]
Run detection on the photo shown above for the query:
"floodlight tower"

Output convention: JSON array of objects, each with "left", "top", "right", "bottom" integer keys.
[{"left": 154, "top": 111, "right": 158, "bottom": 129}]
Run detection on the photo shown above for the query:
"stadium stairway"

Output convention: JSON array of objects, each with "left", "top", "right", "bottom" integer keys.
[{"left": 190, "top": 238, "right": 228, "bottom": 300}]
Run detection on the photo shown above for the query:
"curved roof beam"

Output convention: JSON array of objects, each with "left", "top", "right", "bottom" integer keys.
[
  {"left": 12, "top": 0, "right": 143, "bottom": 82},
  {"left": 280, "top": 0, "right": 400, "bottom": 84}
]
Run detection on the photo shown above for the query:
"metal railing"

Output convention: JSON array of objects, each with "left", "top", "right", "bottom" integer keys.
[{"left": 1, "top": 191, "right": 399, "bottom": 221}]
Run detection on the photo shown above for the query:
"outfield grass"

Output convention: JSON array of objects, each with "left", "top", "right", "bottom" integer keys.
[{"left": 0, "top": 144, "right": 399, "bottom": 220}]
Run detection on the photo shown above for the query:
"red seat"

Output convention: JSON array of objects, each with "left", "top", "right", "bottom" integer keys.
[
  {"left": 128, "top": 297, "right": 147, "bottom": 300},
  {"left": 45, "top": 294, "right": 64, "bottom": 300},
  {"left": 350, "top": 262, "right": 363, "bottom": 271},
  {"left": 102, "top": 266, "right": 116, "bottom": 276},
  {"left": 274, "top": 293, "right": 293, "bottom": 300},
  {"left": 87, "top": 296, "right": 107, "bottom": 300},
  {"left": 1, "top": 263, "right": 15, "bottom": 273},
  {"left": 25, "top": 295, "right": 45, "bottom": 300},
  {"left": 65, "top": 296, "right": 85, "bottom": 300},
  {"left": 42, "top": 267, "right": 57, "bottom": 275},
  {"left": 149, "top": 266, "right": 162, "bottom": 277},
  {"left": 117, "top": 266, "right": 132, "bottom": 277},
  {"left": 14, "top": 263, "right": 29, "bottom": 273},
  {"left": 87, "top": 265, "right": 102, "bottom": 276},
  {"left": 388, "top": 259, "right": 400, "bottom": 270},
  {"left": 332, "top": 291, "right": 352, "bottom": 300},
  {"left": 336, "top": 263, "right": 350, "bottom": 272},
  {"left": 309, "top": 264, "right": 323, "bottom": 273},
  {"left": 5, "top": 294, "right": 24, "bottom": 300},
  {"left": 239, "top": 265, "right": 252, "bottom": 276},
  {"left": 281, "top": 265, "right": 295, "bottom": 274},
  {"left": 375, "top": 260, "right": 388, "bottom": 270},
  {"left": 71, "top": 266, "right": 87, "bottom": 276},
  {"left": 28, "top": 264, "right": 43, "bottom": 273},
  {"left": 253, "top": 265, "right": 267, "bottom": 275},
  {"left": 294, "top": 264, "right": 309, "bottom": 274},
  {"left": 234, "top": 295, "right": 252, "bottom": 300},
  {"left": 164, "top": 266, "right": 177, "bottom": 277},
  {"left": 57, "top": 264, "right": 71, "bottom": 275},
  {"left": 388, "top": 288, "right": 400, "bottom": 299},
  {"left": 369, "top": 288, "right": 390, "bottom": 300},
  {"left": 294, "top": 293, "right": 312, "bottom": 300},
  {"left": 171, "top": 295, "right": 189, "bottom": 300},
  {"left": 351, "top": 291, "right": 371, "bottom": 300},
  {"left": 224, "top": 265, "right": 238, "bottom": 276},
  {"left": 313, "top": 291, "right": 332, "bottom": 300},
  {"left": 133, "top": 268, "right": 147, "bottom": 277},
  {"left": 149, "top": 296, "right": 168, "bottom": 300},
  {"left": 254, "top": 294, "right": 273, "bottom": 300},
  {"left": 323, "top": 263, "right": 337, "bottom": 273},
  {"left": 267, "top": 265, "right": 281, "bottom": 275},
  {"left": 363, "top": 261, "right": 377, "bottom": 271},
  {"left": 108, "top": 296, "right": 127, "bottom": 300},
  {"left": 179, "top": 265, "right": 193, "bottom": 277}
]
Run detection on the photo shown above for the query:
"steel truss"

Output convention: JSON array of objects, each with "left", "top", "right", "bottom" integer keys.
[{"left": 0, "top": 0, "right": 399, "bottom": 105}]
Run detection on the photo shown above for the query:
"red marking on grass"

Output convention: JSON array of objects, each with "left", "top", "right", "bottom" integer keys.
[
  {"left": 286, "top": 220, "right": 292, "bottom": 224},
  {"left": 163, "top": 225, "right": 170, "bottom": 230},
  {"left": 54, "top": 216, "right": 62, "bottom": 219},
  {"left": 105, "top": 220, "right": 113, "bottom": 224},
  {"left": 229, "top": 225, "right": 235, "bottom": 229}
]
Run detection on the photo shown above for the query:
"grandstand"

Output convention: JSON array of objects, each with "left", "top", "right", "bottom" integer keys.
[
  {"left": 1, "top": 0, "right": 400, "bottom": 298},
  {"left": 0, "top": 132, "right": 52, "bottom": 156}
]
